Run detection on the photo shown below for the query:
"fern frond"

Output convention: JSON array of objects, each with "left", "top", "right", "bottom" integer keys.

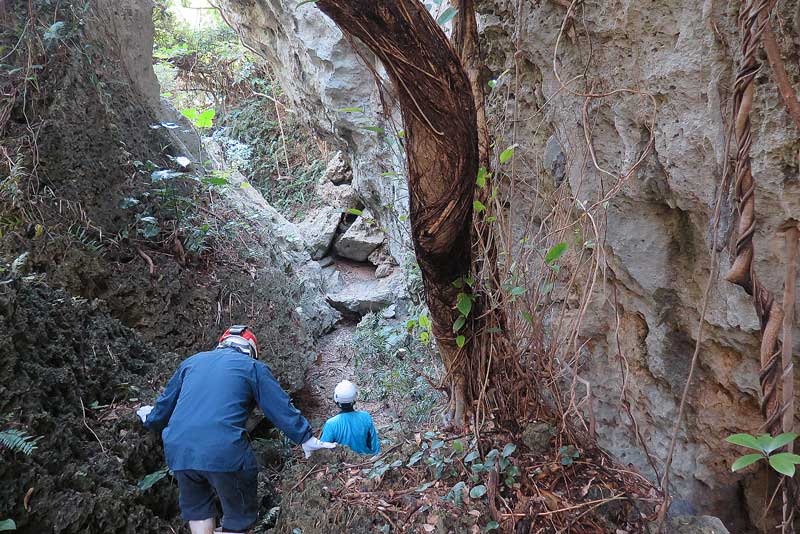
[{"left": 0, "top": 429, "right": 38, "bottom": 456}]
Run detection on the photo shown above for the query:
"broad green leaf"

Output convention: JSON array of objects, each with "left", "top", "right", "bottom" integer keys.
[
  {"left": 486, "top": 215, "right": 497, "bottom": 222},
  {"left": 765, "top": 432, "right": 798, "bottom": 453},
  {"left": 510, "top": 286, "right": 526, "bottom": 296},
  {"left": 476, "top": 167, "right": 488, "bottom": 188},
  {"left": 240, "top": 182, "right": 252, "bottom": 189},
  {"left": 769, "top": 453, "right": 800, "bottom": 477},
  {"left": 437, "top": 6, "right": 458, "bottom": 25},
  {"left": 0, "top": 519, "right": 15, "bottom": 531},
  {"left": 418, "top": 315, "right": 430, "bottom": 328},
  {"left": 457, "top": 292, "right": 472, "bottom": 317},
  {"left": 487, "top": 79, "right": 497, "bottom": 89},
  {"left": 452, "top": 278, "right": 464, "bottom": 289},
  {"left": 416, "top": 481, "right": 435, "bottom": 492},
  {"left": 406, "top": 319, "right": 417, "bottom": 330},
  {"left": 346, "top": 208, "right": 363, "bottom": 216},
  {"left": 545, "top": 242, "right": 568, "bottom": 264},
  {"left": 755, "top": 434, "right": 774, "bottom": 452},
  {"left": 397, "top": 130, "right": 406, "bottom": 138},
  {"left": 473, "top": 200, "right": 487, "bottom": 213},
  {"left": 180, "top": 108, "right": 198, "bottom": 121},
  {"left": 195, "top": 109, "right": 215, "bottom": 128},
  {"left": 362, "top": 126, "right": 385, "bottom": 134},
  {"left": 502, "top": 443, "right": 517, "bottom": 458},
  {"left": 469, "top": 484, "right": 487, "bottom": 498},
  {"left": 138, "top": 468, "right": 169, "bottom": 491},
  {"left": 336, "top": 107, "right": 363, "bottom": 113},
  {"left": 419, "top": 331, "right": 430, "bottom": 343},
  {"left": 453, "top": 316, "right": 466, "bottom": 333},
  {"left": 456, "top": 335, "right": 466, "bottom": 348},
  {"left": 731, "top": 454, "right": 764, "bottom": 472},
  {"left": 432, "top": 440, "right": 445, "bottom": 450},
  {"left": 452, "top": 440, "right": 465, "bottom": 453},
  {"left": 499, "top": 144, "right": 518, "bottom": 164},
  {"left": 204, "top": 177, "right": 229, "bottom": 186},
  {"left": 465, "top": 276, "right": 475, "bottom": 287},
  {"left": 464, "top": 451, "right": 480, "bottom": 463}
]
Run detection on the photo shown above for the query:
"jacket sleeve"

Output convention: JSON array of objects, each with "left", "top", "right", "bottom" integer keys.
[
  {"left": 367, "top": 417, "right": 380, "bottom": 455},
  {"left": 252, "top": 362, "right": 313, "bottom": 444},
  {"left": 144, "top": 363, "right": 186, "bottom": 433},
  {"left": 320, "top": 419, "right": 336, "bottom": 443}
]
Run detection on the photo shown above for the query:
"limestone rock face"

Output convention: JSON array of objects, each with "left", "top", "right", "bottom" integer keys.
[
  {"left": 326, "top": 270, "right": 405, "bottom": 315},
  {"left": 334, "top": 212, "right": 385, "bottom": 262},
  {"left": 297, "top": 206, "right": 342, "bottom": 260},
  {"left": 213, "top": 0, "right": 410, "bottom": 265}
]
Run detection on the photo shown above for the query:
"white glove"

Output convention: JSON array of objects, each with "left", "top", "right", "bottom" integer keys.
[
  {"left": 136, "top": 405, "right": 154, "bottom": 423},
  {"left": 301, "top": 436, "right": 336, "bottom": 458}
]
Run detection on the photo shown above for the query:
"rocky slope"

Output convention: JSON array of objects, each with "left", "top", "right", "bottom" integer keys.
[{"left": 212, "top": 0, "right": 800, "bottom": 530}]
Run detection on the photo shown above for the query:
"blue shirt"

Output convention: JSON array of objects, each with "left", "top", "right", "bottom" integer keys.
[
  {"left": 320, "top": 410, "right": 380, "bottom": 455},
  {"left": 144, "top": 348, "right": 312, "bottom": 471}
]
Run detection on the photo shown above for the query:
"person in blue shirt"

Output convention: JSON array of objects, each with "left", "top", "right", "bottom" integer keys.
[
  {"left": 320, "top": 380, "right": 380, "bottom": 455},
  {"left": 136, "top": 325, "right": 335, "bottom": 534}
]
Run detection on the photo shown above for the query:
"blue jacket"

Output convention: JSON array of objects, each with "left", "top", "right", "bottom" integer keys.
[
  {"left": 320, "top": 410, "right": 380, "bottom": 455},
  {"left": 144, "top": 347, "right": 312, "bottom": 471}
]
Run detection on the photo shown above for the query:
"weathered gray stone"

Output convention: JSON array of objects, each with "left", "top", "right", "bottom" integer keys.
[
  {"left": 334, "top": 212, "right": 385, "bottom": 262},
  {"left": 322, "top": 150, "right": 351, "bottom": 184},
  {"left": 374, "top": 263, "right": 393, "bottom": 279},
  {"left": 543, "top": 135, "right": 566, "bottom": 187},
  {"left": 317, "top": 181, "right": 360, "bottom": 211},
  {"left": 326, "top": 271, "right": 404, "bottom": 315},
  {"left": 297, "top": 206, "right": 342, "bottom": 260},
  {"left": 368, "top": 242, "right": 395, "bottom": 267},
  {"left": 657, "top": 516, "right": 730, "bottom": 534}
]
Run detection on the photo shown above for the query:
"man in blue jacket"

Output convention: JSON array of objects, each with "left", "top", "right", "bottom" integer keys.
[
  {"left": 136, "top": 325, "right": 335, "bottom": 534},
  {"left": 320, "top": 380, "right": 380, "bottom": 455}
]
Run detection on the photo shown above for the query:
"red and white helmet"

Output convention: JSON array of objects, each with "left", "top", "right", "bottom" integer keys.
[{"left": 218, "top": 325, "right": 259, "bottom": 359}]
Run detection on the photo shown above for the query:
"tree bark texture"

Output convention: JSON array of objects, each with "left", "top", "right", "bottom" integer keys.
[{"left": 314, "top": 0, "right": 478, "bottom": 422}]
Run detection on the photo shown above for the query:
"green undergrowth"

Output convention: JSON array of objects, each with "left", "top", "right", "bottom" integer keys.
[{"left": 352, "top": 312, "right": 445, "bottom": 425}]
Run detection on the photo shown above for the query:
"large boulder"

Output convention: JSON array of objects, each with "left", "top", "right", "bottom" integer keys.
[
  {"left": 333, "top": 211, "right": 385, "bottom": 262},
  {"left": 321, "top": 150, "right": 351, "bottom": 184},
  {"left": 326, "top": 270, "right": 404, "bottom": 315},
  {"left": 297, "top": 206, "right": 342, "bottom": 260}
]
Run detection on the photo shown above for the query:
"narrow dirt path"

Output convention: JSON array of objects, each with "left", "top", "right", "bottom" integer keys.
[{"left": 297, "top": 258, "right": 390, "bottom": 428}]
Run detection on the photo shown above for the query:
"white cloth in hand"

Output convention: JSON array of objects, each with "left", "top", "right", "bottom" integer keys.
[
  {"left": 301, "top": 436, "right": 336, "bottom": 458},
  {"left": 136, "top": 405, "right": 154, "bottom": 424}
]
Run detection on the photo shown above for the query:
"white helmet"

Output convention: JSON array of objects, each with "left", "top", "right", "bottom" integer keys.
[{"left": 334, "top": 380, "right": 358, "bottom": 404}]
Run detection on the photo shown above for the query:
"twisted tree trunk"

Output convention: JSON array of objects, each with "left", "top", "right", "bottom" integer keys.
[{"left": 314, "top": 0, "right": 479, "bottom": 424}]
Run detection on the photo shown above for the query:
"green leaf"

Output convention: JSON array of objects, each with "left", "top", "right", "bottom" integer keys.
[
  {"left": 464, "top": 451, "right": 480, "bottom": 463},
  {"left": 469, "top": 484, "right": 487, "bottom": 498},
  {"left": 768, "top": 453, "right": 800, "bottom": 477},
  {"left": 545, "top": 242, "right": 568, "bottom": 264},
  {"left": 437, "top": 6, "right": 458, "bottom": 25},
  {"left": 476, "top": 167, "right": 488, "bottom": 188},
  {"left": 731, "top": 454, "right": 764, "bottom": 472},
  {"left": 456, "top": 335, "right": 466, "bottom": 348},
  {"left": 0, "top": 519, "right": 16, "bottom": 531},
  {"left": 336, "top": 107, "right": 364, "bottom": 113},
  {"left": 408, "top": 450, "right": 424, "bottom": 467},
  {"left": 362, "top": 126, "right": 385, "bottom": 134},
  {"left": 502, "top": 443, "right": 517, "bottom": 458},
  {"left": 418, "top": 315, "right": 430, "bottom": 328},
  {"left": 488, "top": 79, "right": 497, "bottom": 89},
  {"left": 457, "top": 292, "right": 472, "bottom": 317},
  {"left": 473, "top": 200, "right": 487, "bottom": 213},
  {"left": 397, "top": 130, "right": 406, "bottom": 138},
  {"left": 204, "top": 177, "right": 229, "bottom": 186},
  {"left": 240, "top": 182, "right": 252, "bottom": 189},
  {"left": 452, "top": 440, "right": 465, "bottom": 453},
  {"left": 521, "top": 311, "right": 534, "bottom": 324},
  {"left": 510, "top": 286, "right": 526, "bottom": 296},
  {"left": 138, "top": 467, "right": 169, "bottom": 491},
  {"left": 453, "top": 316, "right": 466, "bottom": 333},
  {"left": 346, "top": 208, "right": 364, "bottom": 216},
  {"left": 416, "top": 481, "right": 435, "bottom": 492},
  {"left": 499, "top": 144, "right": 518, "bottom": 164},
  {"left": 180, "top": 108, "right": 198, "bottom": 121},
  {"left": 726, "top": 433, "right": 763, "bottom": 451},
  {"left": 432, "top": 440, "right": 445, "bottom": 450},
  {"left": 195, "top": 109, "right": 215, "bottom": 129},
  {"left": 765, "top": 432, "right": 798, "bottom": 453},
  {"left": 419, "top": 331, "right": 430, "bottom": 343},
  {"left": 484, "top": 520, "right": 500, "bottom": 531}
]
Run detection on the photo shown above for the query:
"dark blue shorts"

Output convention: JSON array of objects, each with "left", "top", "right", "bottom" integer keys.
[{"left": 174, "top": 469, "right": 258, "bottom": 532}]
